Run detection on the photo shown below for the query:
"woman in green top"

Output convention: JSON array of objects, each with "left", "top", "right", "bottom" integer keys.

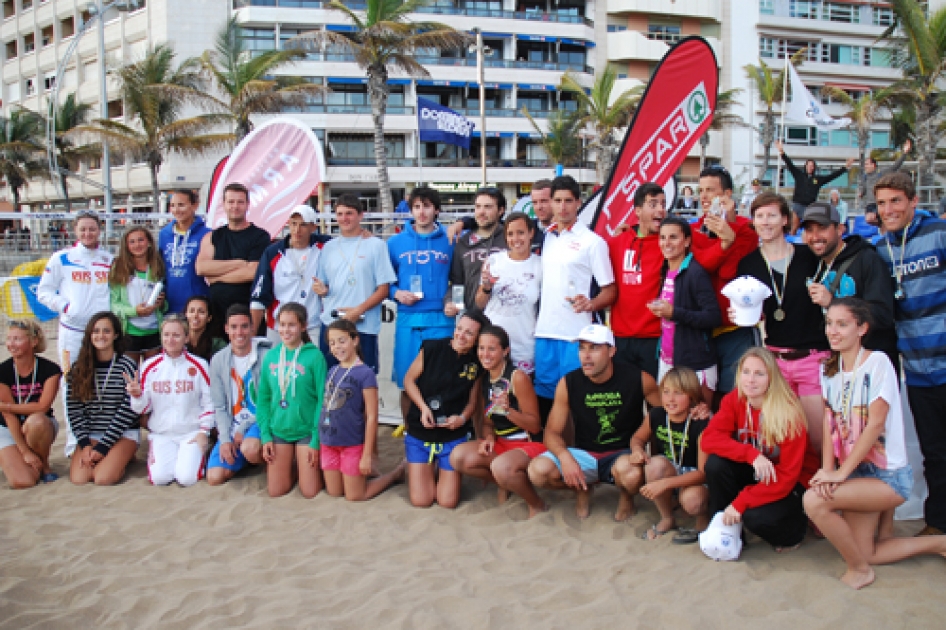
[
  {"left": 258, "top": 302, "right": 327, "bottom": 498},
  {"left": 109, "top": 227, "right": 166, "bottom": 364}
]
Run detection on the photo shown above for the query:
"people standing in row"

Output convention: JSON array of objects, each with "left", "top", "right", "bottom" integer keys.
[
  {"left": 776, "top": 140, "right": 854, "bottom": 233},
  {"left": 159, "top": 189, "right": 211, "bottom": 315},
  {"left": 109, "top": 226, "right": 166, "bottom": 364},
  {"left": 446, "top": 187, "right": 508, "bottom": 315}
]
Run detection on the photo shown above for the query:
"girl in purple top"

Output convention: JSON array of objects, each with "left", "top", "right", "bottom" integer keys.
[{"left": 320, "top": 319, "right": 405, "bottom": 501}]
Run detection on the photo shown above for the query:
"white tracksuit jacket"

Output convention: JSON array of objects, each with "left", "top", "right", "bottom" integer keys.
[
  {"left": 37, "top": 243, "right": 114, "bottom": 332},
  {"left": 132, "top": 351, "right": 215, "bottom": 436}
]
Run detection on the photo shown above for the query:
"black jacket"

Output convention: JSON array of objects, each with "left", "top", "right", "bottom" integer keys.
[
  {"left": 782, "top": 152, "right": 847, "bottom": 206},
  {"left": 656, "top": 254, "right": 722, "bottom": 371}
]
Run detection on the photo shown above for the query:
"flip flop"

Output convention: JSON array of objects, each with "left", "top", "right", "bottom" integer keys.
[
  {"left": 40, "top": 472, "right": 59, "bottom": 483},
  {"left": 640, "top": 524, "right": 676, "bottom": 541},
  {"left": 774, "top": 541, "right": 803, "bottom": 553},
  {"left": 672, "top": 528, "right": 700, "bottom": 545}
]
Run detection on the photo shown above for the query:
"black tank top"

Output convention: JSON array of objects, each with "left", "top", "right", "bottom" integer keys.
[
  {"left": 482, "top": 361, "right": 523, "bottom": 438},
  {"left": 406, "top": 338, "right": 481, "bottom": 443},
  {"left": 565, "top": 361, "right": 645, "bottom": 453}
]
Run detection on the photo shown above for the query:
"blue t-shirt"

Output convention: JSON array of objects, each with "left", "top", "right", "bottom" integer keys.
[
  {"left": 318, "top": 363, "right": 378, "bottom": 447},
  {"left": 317, "top": 236, "right": 397, "bottom": 334}
]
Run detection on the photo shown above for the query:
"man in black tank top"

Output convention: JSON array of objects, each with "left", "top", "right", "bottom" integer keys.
[
  {"left": 196, "top": 183, "right": 272, "bottom": 337},
  {"left": 528, "top": 324, "right": 660, "bottom": 519}
]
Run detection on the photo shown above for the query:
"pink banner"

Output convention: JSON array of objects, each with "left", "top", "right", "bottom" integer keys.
[{"left": 206, "top": 119, "right": 326, "bottom": 235}]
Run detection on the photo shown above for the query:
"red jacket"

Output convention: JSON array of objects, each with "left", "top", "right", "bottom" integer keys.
[
  {"left": 608, "top": 230, "right": 663, "bottom": 339},
  {"left": 691, "top": 216, "right": 758, "bottom": 328},
  {"left": 701, "top": 390, "right": 808, "bottom": 514}
]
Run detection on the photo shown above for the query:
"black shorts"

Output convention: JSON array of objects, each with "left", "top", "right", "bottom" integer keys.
[
  {"left": 614, "top": 336, "right": 659, "bottom": 380},
  {"left": 125, "top": 332, "right": 161, "bottom": 353}
]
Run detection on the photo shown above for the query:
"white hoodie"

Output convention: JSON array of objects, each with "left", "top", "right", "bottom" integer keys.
[
  {"left": 37, "top": 243, "right": 114, "bottom": 331},
  {"left": 132, "top": 351, "right": 214, "bottom": 436}
]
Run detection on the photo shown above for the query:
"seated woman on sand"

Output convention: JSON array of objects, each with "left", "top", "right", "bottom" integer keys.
[
  {"left": 0, "top": 319, "right": 62, "bottom": 487},
  {"left": 700, "top": 347, "right": 810, "bottom": 552},
  {"left": 805, "top": 298, "right": 946, "bottom": 589},
  {"left": 450, "top": 325, "right": 547, "bottom": 517}
]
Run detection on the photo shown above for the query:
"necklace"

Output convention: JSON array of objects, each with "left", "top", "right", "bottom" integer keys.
[
  {"left": 760, "top": 241, "right": 792, "bottom": 321},
  {"left": 665, "top": 412, "right": 692, "bottom": 470},
  {"left": 14, "top": 358, "right": 38, "bottom": 406},
  {"left": 744, "top": 402, "right": 762, "bottom": 450},
  {"left": 322, "top": 360, "right": 360, "bottom": 425},
  {"left": 94, "top": 356, "right": 117, "bottom": 413},
  {"left": 337, "top": 237, "right": 363, "bottom": 286},
  {"left": 884, "top": 227, "right": 909, "bottom": 301},
  {"left": 171, "top": 227, "right": 191, "bottom": 268},
  {"left": 812, "top": 242, "right": 846, "bottom": 284},
  {"left": 277, "top": 344, "right": 303, "bottom": 409}
]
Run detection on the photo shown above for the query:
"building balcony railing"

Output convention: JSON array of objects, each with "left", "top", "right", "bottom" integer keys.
[
  {"left": 289, "top": 104, "right": 415, "bottom": 115},
  {"left": 327, "top": 157, "right": 595, "bottom": 168},
  {"left": 291, "top": 52, "right": 591, "bottom": 73}
]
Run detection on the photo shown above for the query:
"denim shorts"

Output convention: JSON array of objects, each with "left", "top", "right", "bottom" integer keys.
[{"left": 850, "top": 461, "right": 914, "bottom": 502}]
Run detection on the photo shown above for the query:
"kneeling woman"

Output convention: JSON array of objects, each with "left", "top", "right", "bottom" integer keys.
[
  {"left": 0, "top": 319, "right": 62, "bottom": 487},
  {"left": 68, "top": 312, "right": 140, "bottom": 486},
  {"left": 128, "top": 315, "right": 214, "bottom": 486},
  {"left": 805, "top": 298, "right": 946, "bottom": 589},
  {"left": 257, "top": 303, "right": 327, "bottom": 498},
  {"left": 450, "top": 325, "right": 546, "bottom": 517},
  {"left": 701, "top": 347, "right": 810, "bottom": 551}
]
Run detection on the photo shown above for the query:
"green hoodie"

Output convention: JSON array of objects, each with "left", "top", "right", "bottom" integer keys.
[{"left": 256, "top": 341, "right": 326, "bottom": 449}]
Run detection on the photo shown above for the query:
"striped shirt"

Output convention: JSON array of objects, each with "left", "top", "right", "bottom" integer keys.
[{"left": 68, "top": 355, "right": 139, "bottom": 455}]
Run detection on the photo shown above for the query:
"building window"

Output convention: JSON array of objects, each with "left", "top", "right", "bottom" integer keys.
[
  {"left": 4, "top": 39, "right": 15, "bottom": 59},
  {"left": 107, "top": 100, "right": 123, "bottom": 118},
  {"left": 241, "top": 27, "right": 275, "bottom": 52},
  {"left": 41, "top": 25, "right": 53, "bottom": 47},
  {"left": 873, "top": 7, "right": 894, "bottom": 26},
  {"left": 60, "top": 16, "right": 75, "bottom": 39},
  {"left": 327, "top": 133, "right": 405, "bottom": 162},
  {"left": 606, "top": 25, "right": 627, "bottom": 33},
  {"left": 23, "top": 33, "right": 34, "bottom": 53},
  {"left": 22, "top": 0, "right": 32, "bottom": 10},
  {"left": 25, "top": 77, "right": 36, "bottom": 95},
  {"left": 760, "top": 37, "right": 775, "bottom": 58},
  {"left": 43, "top": 74, "right": 55, "bottom": 90},
  {"left": 759, "top": 0, "right": 774, "bottom": 14},
  {"left": 2, "top": 0, "right": 13, "bottom": 19},
  {"left": 647, "top": 23, "right": 681, "bottom": 44}
]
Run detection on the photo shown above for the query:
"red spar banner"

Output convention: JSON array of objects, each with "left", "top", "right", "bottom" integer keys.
[{"left": 591, "top": 37, "right": 718, "bottom": 237}]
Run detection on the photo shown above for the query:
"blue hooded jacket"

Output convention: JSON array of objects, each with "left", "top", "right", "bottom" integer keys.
[
  {"left": 158, "top": 216, "right": 212, "bottom": 314},
  {"left": 387, "top": 220, "right": 453, "bottom": 315}
]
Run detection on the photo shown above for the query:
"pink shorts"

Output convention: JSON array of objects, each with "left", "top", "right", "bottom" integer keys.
[
  {"left": 769, "top": 347, "right": 830, "bottom": 398},
  {"left": 320, "top": 444, "right": 365, "bottom": 477}
]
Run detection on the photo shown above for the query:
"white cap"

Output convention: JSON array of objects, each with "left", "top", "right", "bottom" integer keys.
[
  {"left": 576, "top": 324, "right": 615, "bottom": 347},
  {"left": 290, "top": 205, "right": 318, "bottom": 224},
  {"left": 722, "top": 276, "right": 772, "bottom": 327},
  {"left": 699, "top": 512, "right": 743, "bottom": 562}
]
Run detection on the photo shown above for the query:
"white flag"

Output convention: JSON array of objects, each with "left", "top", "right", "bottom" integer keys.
[{"left": 785, "top": 64, "right": 851, "bottom": 131}]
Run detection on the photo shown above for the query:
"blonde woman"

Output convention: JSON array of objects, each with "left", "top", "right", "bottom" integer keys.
[
  {"left": 701, "top": 347, "right": 811, "bottom": 551},
  {"left": 0, "top": 320, "right": 62, "bottom": 487}
]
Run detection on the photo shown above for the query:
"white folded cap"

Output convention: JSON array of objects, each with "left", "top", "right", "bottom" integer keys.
[
  {"left": 699, "top": 511, "right": 743, "bottom": 561},
  {"left": 722, "top": 275, "right": 772, "bottom": 327}
]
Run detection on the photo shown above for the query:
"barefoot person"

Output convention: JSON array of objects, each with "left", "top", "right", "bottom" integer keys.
[
  {"left": 615, "top": 367, "right": 709, "bottom": 542},
  {"left": 402, "top": 311, "right": 488, "bottom": 509},
  {"left": 527, "top": 325, "right": 660, "bottom": 520},
  {"left": 320, "top": 319, "right": 405, "bottom": 501},
  {"left": 128, "top": 315, "right": 214, "bottom": 487},
  {"left": 67, "top": 312, "right": 140, "bottom": 486},
  {"left": 450, "top": 325, "right": 546, "bottom": 517},
  {"left": 257, "top": 303, "right": 327, "bottom": 498},
  {"left": 0, "top": 320, "right": 62, "bottom": 487},
  {"left": 206, "top": 305, "right": 271, "bottom": 486},
  {"left": 804, "top": 298, "right": 946, "bottom": 589},
  {"left": 700, "top": 347, "right": 810, "bottom": 552}
]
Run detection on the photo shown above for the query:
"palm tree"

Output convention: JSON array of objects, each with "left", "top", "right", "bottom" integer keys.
[
  {"left": 698, "top": 88, "right": 747, "bottom": 171},
  {"left": 522, "top": 107, "right": 582, "bottom": 170},
  {"left": 199, "top": 16, "right": 327, "bottom": 142},
  {"left": 821, "top": 86, "right": 900, "bottom": 205},
  {"left": 290, "top": 0, "right": 470, "bottom": 214},
  {"left": 71, "top": 44, "right": 232, "bottom": 212},
  {"left": 559, "top": 67, "right": 643, "bottom": 184},
  {"left": 883, "top": 0, "right": 946, "bottom": 197},
  {"left": 744, "top": 51, "right": 804, "bottom": 180},
  {"left": 49, "top": 93, "right": 101, "bottom": 210},
  {"left": 0, "top": 108, "right": 47, "bottom": 210}
]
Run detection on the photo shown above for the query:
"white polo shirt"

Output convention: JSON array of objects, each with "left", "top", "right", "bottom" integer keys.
[{"left": 535, "top": 221, "right": 614, "bottom": 341}]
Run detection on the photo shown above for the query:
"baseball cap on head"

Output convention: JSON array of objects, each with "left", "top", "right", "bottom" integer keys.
[
  {"left": 802, "top": 202, "right": 839, "bottom": 227},
  {"left": 289, "top": 205, "right": 318, "bottom": 224},
  {"left": 577, "top": 324, "right": 615, "bottom": 347}
]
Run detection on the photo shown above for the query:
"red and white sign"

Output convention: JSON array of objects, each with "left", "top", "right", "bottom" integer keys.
[{"left": 206, "top": 118, "right": 326, "bottom": 235}]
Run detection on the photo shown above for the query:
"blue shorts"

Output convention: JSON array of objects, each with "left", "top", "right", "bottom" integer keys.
[
  {"left": 393, "top": 314, "right": 453, "bottom": 389},
  {"left": 207, "top": 423, "right": 261, "bottom": 473},
  {"left": 404, "top": 433, "right": 468, "bottom": 472},
  {"left": 850, "top": 461, "right": 914, "bottom": 502},
  {"left": 534, "top": 338, "right": 581, "bottom": 399},
  {"left": 539, "top": 448, "right": 629, "bottom": 485},
  {"left": 321, "top": 328, "right": 379, "bottom": 374}
]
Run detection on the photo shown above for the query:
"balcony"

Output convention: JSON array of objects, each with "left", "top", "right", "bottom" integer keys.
[
  {"left": 328, "top": 156, "right": 596, "bottom": 169},
  {"left": 608, "top": 30, "right": 721, "bottom": 65},
  {"left": 291, "top": 52, "right": 592, "bottom": 74},
  {"left": 607, "top": 0, "right": 721, "bottom": 23}
]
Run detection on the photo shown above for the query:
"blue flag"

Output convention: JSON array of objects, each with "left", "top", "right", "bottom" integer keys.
[{"left": 417, "top": 97, "right": 473, "bottom": 149}]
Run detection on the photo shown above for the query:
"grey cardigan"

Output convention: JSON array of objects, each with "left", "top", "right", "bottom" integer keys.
[{"left": 210, "top": 337, "right": 272, "bottom": 444}]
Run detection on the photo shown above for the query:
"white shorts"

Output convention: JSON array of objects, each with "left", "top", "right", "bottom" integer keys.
[
  {"left": 89, "top": 429, "right": 140, "bottom": 445},
  {"left": 0, "top": 416, "right": 60, "bottom": 451},
  {"left": 148, "top": 431, "right": 205, "bottom": 487},
  {"left": 658, "top": 358, "right": 718, "bottom": 392}
]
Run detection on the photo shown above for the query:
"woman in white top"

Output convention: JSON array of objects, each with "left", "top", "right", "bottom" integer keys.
[
  {"left": 804, "top": 297, "right": 946, "bottom": 590},
  {"left": 475, "top": 212, "right": 542, "bottom": 374}
]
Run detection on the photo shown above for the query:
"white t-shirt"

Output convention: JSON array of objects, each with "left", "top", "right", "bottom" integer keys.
[
  {"left": 317, "top": 236, "right": 397, "bottom": 334},
  {"left": 484, "top": 252, "right": 542, "bottom": 373},
  {"left": 535, "top": 221, "right": 614, "bottom": 341},
  {"left": 821, "top": 351, "right": 908, "bottom": 471}
]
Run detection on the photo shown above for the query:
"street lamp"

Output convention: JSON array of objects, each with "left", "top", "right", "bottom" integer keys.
[{"left": 470, "top": 28, "right": 490, "bottom": 186}]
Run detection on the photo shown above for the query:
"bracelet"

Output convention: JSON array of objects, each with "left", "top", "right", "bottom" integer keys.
[{"left": 481, "top": 286, "right": 492, "bottom": 294}]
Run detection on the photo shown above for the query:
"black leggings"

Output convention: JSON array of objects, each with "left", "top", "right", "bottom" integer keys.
[{"left": 706, "top": 454, "right": 807, "bottom": 548}]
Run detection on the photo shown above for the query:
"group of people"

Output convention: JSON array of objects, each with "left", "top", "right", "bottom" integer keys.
[{"left": 1, "top": 166, "right": 945, "bottom": 590}]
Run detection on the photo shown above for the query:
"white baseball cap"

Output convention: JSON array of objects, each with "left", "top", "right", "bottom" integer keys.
[
  {"left": 290, "top": 205, "right": 318, "bottom": 224},
  {"left": 576, "top": 324, "right": 615, "bottom": 347},
  {"left": 722, "top": 276, "right": 772, "bottom": 327},
  {"left": 699, "top": 511, "right": 743, "bottom": 562}
]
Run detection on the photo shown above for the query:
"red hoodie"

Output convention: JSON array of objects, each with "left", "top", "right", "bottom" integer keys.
[
  {"left": 608, "top": 230, "right": 664, "bottom": 339},
  {"left": 701, "top": 390, "right": 810, "bottom": 514},
  {"left": 691, "top": 216, "right": 758, "bottom": 328}
]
